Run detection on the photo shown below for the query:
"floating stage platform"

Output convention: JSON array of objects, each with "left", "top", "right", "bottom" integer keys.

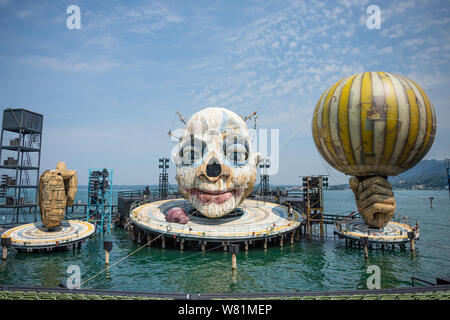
[
  {"left": 335, "top": 219, "right": 418, "bottom": 244},
  {"left": 334, "top": 218, "right": 419, "bottom": 254},
  {"left": 1, "top": 220, "right": 95, "bottom": 252},
  {"left": 130, "top": 199, "right": 302, "bottom": 250}
]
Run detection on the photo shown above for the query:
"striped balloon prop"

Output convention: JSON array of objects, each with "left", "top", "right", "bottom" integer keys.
[{"left": 312, "top": 72, "right": 436, "bottom": 177}]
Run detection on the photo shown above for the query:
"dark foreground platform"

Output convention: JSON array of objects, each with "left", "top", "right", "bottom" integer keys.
[{"left": 0, "top": 284, "right": 449, "bottom": 300}]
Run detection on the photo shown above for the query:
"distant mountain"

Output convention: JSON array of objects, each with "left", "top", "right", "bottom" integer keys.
[
  {"left": 389, "top": 159, "right": 448, "bottom": 189},
  {"left": 390, "top": 159, "right": 447, "bottom": 181},
  {"left": 327, "top": 160, "right": 448, "bottom": 190}
]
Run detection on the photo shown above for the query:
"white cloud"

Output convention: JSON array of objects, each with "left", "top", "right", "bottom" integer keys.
[
  {"left": 17, "top": 9, "right": 33, "bottom": 18},
  {"left": 19, "top": 55, "right": 118, "bottom": 72},
  {"left": 85, "top": 1, "right": 183, "bottom": 34},
  {"left": 379, "top": 46, "right": 393, "bottom": 54}
]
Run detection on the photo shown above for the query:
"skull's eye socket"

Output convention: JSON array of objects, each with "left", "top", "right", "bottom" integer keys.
[
  {"left": 179, "top": 139, "right": 205, "bottom": 165},
  {"left": 224, "top": 143, "right": 248, "bottom": 163}
]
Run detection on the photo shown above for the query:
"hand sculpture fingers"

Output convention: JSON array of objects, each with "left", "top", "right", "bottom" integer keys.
[
  {"left": 362, "top": 202, "right": 395, "bottom": 228},
  {"left": 350, "top": 175, "right": 396, "bottom": 228},
  {"left": 349, "top": 176, "right": 360, "bottom": 196},
  {"left": 39, "top": 171, "right": 67, "bottom": 229}
]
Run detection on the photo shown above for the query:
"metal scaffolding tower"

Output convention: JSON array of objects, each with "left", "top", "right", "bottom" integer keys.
[
  {"left": 259, "top": 158, "right": 270, "bottom": 198},
  {"left": 158, "top": 158, "right": 169, "bottom": 199},
  {"left": 0, "top": 108, "right": 43, "bottom": 225},
  {"left": 87, "top": 168, "right": 113, "bottom": 234},
  {"left": 301, "top": 175, "right": 328, "bottom": 238}
]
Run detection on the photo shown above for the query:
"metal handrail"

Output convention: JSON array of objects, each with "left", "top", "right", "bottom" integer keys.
[{"left": 411, "top": 276, "right": 435, "bottom": 287}]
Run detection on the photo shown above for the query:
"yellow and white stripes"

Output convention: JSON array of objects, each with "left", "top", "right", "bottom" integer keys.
[{"left": 312, "top": 72, "right": 436, "bottom": 176}]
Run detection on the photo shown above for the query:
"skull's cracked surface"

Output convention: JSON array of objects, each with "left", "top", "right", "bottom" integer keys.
[
  {"left": 38, "top": 162, "right": 78, "bottom": 229},
  {"left": 349, "top": 176, "right": 396, "bottom": 228},
  {"left": 173, "top": 107, "right": 261, "bottom": 218}
]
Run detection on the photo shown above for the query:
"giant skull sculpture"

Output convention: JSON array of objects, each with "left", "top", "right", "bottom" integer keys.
[{"left": 172, "top": 107, "right": 261, "bottom": 219}]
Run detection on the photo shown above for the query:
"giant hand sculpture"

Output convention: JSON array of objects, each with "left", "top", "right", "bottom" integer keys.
[
  {"left": 38, "top": 162, "right": 78, "bottom": 229},
  {"left": 311, "top": 72, "right": 436, "bottom": 229},
  {"left": 349, "top": 176, "right": 396, "bottom": 228}
]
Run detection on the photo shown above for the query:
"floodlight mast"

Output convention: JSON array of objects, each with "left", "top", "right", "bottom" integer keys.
[
  {"left": 176, "top": 110, "right": 186, "bottom": 125},
  {"left": 241, "top": 111, "right": 258, "bottom": 129}
]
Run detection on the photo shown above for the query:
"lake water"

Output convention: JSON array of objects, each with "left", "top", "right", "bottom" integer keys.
[{"left": 0, "top": 189, "right": 449, "bottom": 293}]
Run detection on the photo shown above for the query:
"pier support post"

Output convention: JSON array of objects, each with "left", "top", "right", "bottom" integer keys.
[
  {"left": 137, "top": 230, "right": 142, "bottom": 244},
  {"left": 1, "top": 237, "right": 11, "bottom": 261},
  {"left": 280, "top": 235, "right": 284, "bottom": 247},
  {"left": 244, "top": 241, "right": 248, "bottom": 251},
  {"left": 290, "top": 232, "right": 294, "bottom": 245},
  {"left": 103, "top": 241, "right": 113, "bottom": 265},
  {"left": 264, "top": 238, "right": 268, "bottom": 249},
  {"left": 2, "top": 246, "right": 7, "bottom": 261},
  {"left": 180, "top": 239, "right": 184, "bottom": 250},
  {"left": 361, "top": 237, "right": 368, "bottom": 259},
  {"left": 161, "top": 236, "right": 166, "bottom": 249},
  {"left": 201, "top": 241, "right": 206, "bottom": 251},
  {"left": 146, "top": 233, "right": 152, "bottom": 246},
  {"left": 229, "top": 244, "right": 239, "bottom": 270},
  {"left": 223, "top": 242, "right": 227, "bottom": 252},
  {"left": 408, "top": 232, "right": 415, "bottom": 251},
  {"left": 231, "top": 254, "right": 237, "bottom": 270}
]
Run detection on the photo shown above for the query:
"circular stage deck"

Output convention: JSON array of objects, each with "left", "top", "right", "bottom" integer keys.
[
  {"left": 130, "top": 199, "right": 301, "bottom": 242},
  {"left": 335, "top": 218, "right": 418, "bottom": 244},
  {"left": 2, "top": 220, "right": 96, "bottom": 251}
]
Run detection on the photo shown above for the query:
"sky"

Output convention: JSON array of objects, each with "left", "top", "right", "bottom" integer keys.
[{"left": 0, "top": 0, "right": 449, "bottom": 185}]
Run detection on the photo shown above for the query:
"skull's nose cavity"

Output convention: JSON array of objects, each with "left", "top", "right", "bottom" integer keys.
[{"left": 206, "top": 158, "right": 222, "bottom": 178}]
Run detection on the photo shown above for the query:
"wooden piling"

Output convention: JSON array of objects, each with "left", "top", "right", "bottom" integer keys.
[
  {"left": 223, "top": 242, "right": 227, "bottom": 252},
  {"left": 410, "top": 238, "right": 415, "bottom": 251},
  {"left": 105, "top": 249, "right": 110, "bottom": 265},
  {"left": 364, "top": 244, "right": 368, "bottom": 259},
  {"left": 146, "top": 233, "right": 152, "bottom": 246},
  {"left": 264, "top": 238, "right": 268, "bottom": 249},
  {"left": 280, "top": 235, "right": 284, "bottom": 247},
  {"left": 2, "top": 246, "right": 7, "bottom": 261},
  {"left": 180, "top": 239, "right": 184, "bottom": 250},
  {"left": 244, "top": 241, "right": 248, "bottom": 251},
  {"left": 231, "top": 254, "right": 237, "bottom": 269},
  {"left": 290, "top": 232, "right": 294, "bottom": 245},
  {"left": 201, "top": 241, "right": 206, "bottom": 251},
  {"left": 231, "top": 254, "right": 237, "bottom": 270},
  {"left": 161, "top": 236, "right": 166, "bottom": 249}
]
